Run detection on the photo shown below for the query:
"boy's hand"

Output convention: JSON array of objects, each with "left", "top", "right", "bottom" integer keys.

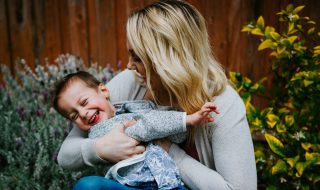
[
  {"left": 186, "top": 102, "right": 219, "bottom": 126},
  {"left": 95, "top": 120, "right": 146, "bottom": 163}
]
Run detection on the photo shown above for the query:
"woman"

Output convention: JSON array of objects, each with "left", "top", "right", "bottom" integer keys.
[{"left": 59, "top": 1, "right": 257, "bottom": 189}]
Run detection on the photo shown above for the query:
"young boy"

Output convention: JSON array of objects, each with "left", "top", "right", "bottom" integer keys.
[{"left": 52, "top": 71, "right": 217, "bottom": 189}]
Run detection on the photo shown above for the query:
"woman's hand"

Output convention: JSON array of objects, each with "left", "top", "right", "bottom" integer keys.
[
  {"left": 154, "top": 138, "right": 172, "bottom": 152},
  {"left": 95, "top": 120, "right": 146, "bottom": 163}
]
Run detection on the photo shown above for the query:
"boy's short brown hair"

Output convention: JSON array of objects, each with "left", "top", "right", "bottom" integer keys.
[{"left": 51, "top": 71, "right": 101, "bottom": 114}]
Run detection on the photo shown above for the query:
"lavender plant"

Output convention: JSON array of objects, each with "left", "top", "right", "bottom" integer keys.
[{"left": 0, "top": 54, "right": 120, "bottom": 189}]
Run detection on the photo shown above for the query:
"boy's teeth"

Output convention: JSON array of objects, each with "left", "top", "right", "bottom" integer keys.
[{"left": 89, "top": 113, "right": 97, "bottom": 124}]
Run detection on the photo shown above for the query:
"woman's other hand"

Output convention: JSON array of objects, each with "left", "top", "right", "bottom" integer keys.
[{"left": 95, "top": 120, "right": 146, "bottom": 163}]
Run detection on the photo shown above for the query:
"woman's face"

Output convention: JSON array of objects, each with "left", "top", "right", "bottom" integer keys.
[{"left": 127, "top": 48, "right": 146, "bottom": 82}]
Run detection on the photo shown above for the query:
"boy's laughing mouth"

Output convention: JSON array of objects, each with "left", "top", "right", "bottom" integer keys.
[{"left": 88, "top": 111, "right": 100, "bottom": 125}]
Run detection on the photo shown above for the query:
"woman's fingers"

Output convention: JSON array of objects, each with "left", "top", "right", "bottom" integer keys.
[{"left": 95, "top": 122, "right": 144, "bottom": 163}]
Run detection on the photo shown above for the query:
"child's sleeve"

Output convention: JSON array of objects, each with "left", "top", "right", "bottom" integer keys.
[{"left": 124, "top": 110, "right": 187, "bottom": 143}]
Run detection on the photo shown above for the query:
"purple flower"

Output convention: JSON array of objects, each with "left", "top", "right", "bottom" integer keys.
[
  {"left": 42, "top": 91, "right": 49, "bottom": 102},
  {"left": 16, "top": 106, "right": 27, "bottom": 120},
  {"left": 36, "top": 109, "right": 44, "bottom": 117}
]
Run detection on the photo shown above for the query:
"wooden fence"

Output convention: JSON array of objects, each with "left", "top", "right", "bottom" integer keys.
[{"left": 0, "top": 0, "right": 319, "bottom": 90}]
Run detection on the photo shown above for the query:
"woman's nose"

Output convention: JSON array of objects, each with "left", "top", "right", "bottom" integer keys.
[{"left": 127, "top": 60, "right": 135, "bottom": 70}]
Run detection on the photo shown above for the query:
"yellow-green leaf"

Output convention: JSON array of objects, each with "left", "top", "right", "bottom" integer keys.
[
  {"left": 241, "top": 25, "right": 253, "bottom": 32},
  {"left": 250, "top": 83, "right": 259, "bottom": 91},
  {"left": 257, "top": 16, "right": 265, "bottom": 28},
  {"left": 288, "top": 22, "right": 295, "bottom": 34},
  {"left": 276, "top": 124, "right": 286, "bottom": 133},
  {"left": 246, "top": 102, "right": 256, "bottom": 115},
  {"left": 286, "top": 155, "right": 300, "bottom": 168},
  {"left": 265, "top": 134, "right": 285, "bottom": 157},
  {"left": 267, "top": 113, "right": 279, "bottom": 122},
  {"left": 286, "top": 4, "right": 294, "bottom": 12},
  {"left": 251, "top": 28, "right": 264, "bottom": 36},
  {"left": 285, "top": 115, "right": 294, "bottom": 126},
  {"left": 258, "top": 39, "right": 274, "bottom": 51},
  {"left": 270, "top": 52, "right": 278, "bottom": 57},
  {"left": 287, "top": 36, "right": 298, "bottom": 44},
  {"left": 284, "top": 101, "right": 294, "bottom": 109},
  {"left": 301, "top": 143, "right": 312, "bottom": 151},
  {"left": 267, "top": 120, "right": 277, "bottom": 128},
  {"left": 308, "top": 27, "right": 315, "bottom": 35},
  {"left": 305, "top": 152, "right": 320, "bottom": 164},
  {"left": 296, "top": 162, "right": 308, "bottom": 177},
  {"left": 314, "top": 176, "right": 320, "bottom": 184},
  {"left": 229, "top": 72, "right": 237, "bottom": 82},
  {"left": 270, "top": 32, "right": 281, "bottom": 41},
  {"left": 252, "top": 117, "right": 262, "bottom": 127},
  {"left": 255, "top": 150, "right": 266, "bottom": 163},
  {"left": 303, "top": 79, "right": 314, "bottom": 87},
  {"left": 272, "top": 159, "right": 287, "bottom": 175},
  {"left": 277, "top": 46, "right": 286, "bottom": 55},
  {"left": 265, "top": 26, "right": 275, "bottom": 35},
  {"left": 279, "top": 108, "right": 290, "bottom": 114},
  {"left": 292, "top": 5, "right": 305, "bottom": 14},
  {"left": 307, "top": 20, "right": 316, "bottom": 25}
]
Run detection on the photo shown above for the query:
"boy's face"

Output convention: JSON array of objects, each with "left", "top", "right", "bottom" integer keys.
[{"left": 57, "top": 80, "right": 115, "bottom": 131}]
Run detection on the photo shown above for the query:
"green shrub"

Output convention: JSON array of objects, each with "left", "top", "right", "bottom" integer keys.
[
  {"left": 0, "top": 55, "right": 119, "bottom": 189},
  {"left": 231, "top": 4, "right": 320, "bottom": 190}
]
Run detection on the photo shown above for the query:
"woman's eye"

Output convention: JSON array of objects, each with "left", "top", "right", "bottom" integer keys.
[
  {"left": 132, "top": 56, "right": 141, "bottom": 62},
  {"left": 129, "top": 49, "right": 141, "bottom": 62}
]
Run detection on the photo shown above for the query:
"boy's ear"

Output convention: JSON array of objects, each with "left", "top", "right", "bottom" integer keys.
[{"left": 98, "top": 83, "right": 110, "bottom": 98}]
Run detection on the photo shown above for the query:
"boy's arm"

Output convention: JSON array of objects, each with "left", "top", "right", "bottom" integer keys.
[
  {"left": 124, "top": 102, "right": 217, "bottom": 144},
  {"left": 124, "top": 110, "right": 187, "bottom": 143}
]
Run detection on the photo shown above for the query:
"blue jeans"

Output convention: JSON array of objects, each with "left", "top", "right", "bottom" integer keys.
[{"left": 72, "top": 176, "right": 187, "bottom": 190}]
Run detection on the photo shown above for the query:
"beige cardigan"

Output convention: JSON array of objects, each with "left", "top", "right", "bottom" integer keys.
[{"left": 57, "top": 70, "right": 257, "bottom": 190}]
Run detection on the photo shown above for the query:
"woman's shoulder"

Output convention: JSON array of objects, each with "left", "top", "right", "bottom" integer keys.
[{"left": 212, "top": 84, "right": 246, "bottom": 121}]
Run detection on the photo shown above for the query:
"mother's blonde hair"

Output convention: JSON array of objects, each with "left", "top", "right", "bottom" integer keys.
[{"left": 127, "top": 0, "right": 227, "bottom": 142}]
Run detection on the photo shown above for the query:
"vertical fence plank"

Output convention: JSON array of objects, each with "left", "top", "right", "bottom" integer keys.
[
  {"left": 0, "top": 0, "right": 12, "bottom": 73},
  {"left": 86, "top": 0, "right": 98, "bottom": 64},
  {"left": 94, "top": 0, "right": 117, "bottom": 68},
  {"left": 201, "top": 0, "right": 229, "bottom": 66},
  {"left": 58, "top": 0, "right": 71, "bottom": 58},
  {"left": 7, "top": 0, "right": 35, "bottom": 69},
  {"left": 67, "top": 0, "right": 89, "bottom": 65},
  {"left": 41, "top": 0, "right": 61, "bottom": 64},
  {"left": 115, "top": 0, "right": 129, "bottom": 69}
]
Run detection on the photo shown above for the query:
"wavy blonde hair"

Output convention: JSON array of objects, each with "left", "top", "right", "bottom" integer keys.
[{"left": 127, "top": 0, "right": 227, "bottom": 143}]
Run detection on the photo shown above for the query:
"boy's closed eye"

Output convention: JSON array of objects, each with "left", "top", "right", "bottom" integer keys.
[
  {"left": 70, "top": 113, "right": 78, "bottom": 121},
  {"left": 80, "top": 98, "right": 88, "bottom": 106}
]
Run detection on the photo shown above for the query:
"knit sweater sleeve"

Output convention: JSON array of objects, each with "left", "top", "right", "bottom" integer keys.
[
  {"left": 57, "top": 70, "right": 144, "bottom": 170},
  {"left": 168, "top": 85, "right": 257, "bottom": 190},
  {"left": 125, "top": 110, "right": 187, "bottom": 143}
]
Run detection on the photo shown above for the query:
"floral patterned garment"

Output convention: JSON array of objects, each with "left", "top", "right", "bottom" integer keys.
[{"left": 89, "top": 100, "right": 186, "bottom": 189}]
